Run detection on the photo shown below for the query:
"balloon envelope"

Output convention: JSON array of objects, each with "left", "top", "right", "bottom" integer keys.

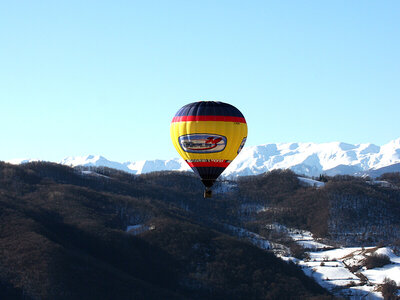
[{"left": 170, "top": 101, "right": 247, "bottom": 188}]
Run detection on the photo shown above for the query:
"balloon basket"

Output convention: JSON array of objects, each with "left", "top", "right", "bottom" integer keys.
[{"left": 204, "top": 188, "right": 212, "bottom": 198}]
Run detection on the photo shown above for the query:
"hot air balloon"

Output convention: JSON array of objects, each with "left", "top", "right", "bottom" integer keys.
[{"left": 170, "top": 101, "right": 247, "bottom": 198}]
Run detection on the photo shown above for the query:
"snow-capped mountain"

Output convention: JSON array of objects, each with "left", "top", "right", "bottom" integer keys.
[
  {"left": 223, "top": 138, "right": 400, "bottom": 177},
  {"left": 6, "top": 158, "right": 41, "bottom": 165},
  {"left": 60, "top": 155, "right": 190, "bottom": 175},
  {"left": 6, "top": 138, "right": 400, "bottom": 177}
]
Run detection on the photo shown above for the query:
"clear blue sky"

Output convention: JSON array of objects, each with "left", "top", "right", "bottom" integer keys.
[{"left": 1, "top": 1, "right": 399, "bottom": 162}]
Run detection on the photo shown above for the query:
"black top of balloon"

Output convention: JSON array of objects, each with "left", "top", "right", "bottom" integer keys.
[{"left": 174, "top": 101, "right": 245, "bottom": 118}]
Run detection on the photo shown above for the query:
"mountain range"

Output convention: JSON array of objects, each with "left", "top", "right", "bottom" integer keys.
[{"left": 7, "top": 137, "right": 400, "bottom": 178}]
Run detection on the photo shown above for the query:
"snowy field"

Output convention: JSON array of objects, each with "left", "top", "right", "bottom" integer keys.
[
  {"left": 288, "top": 228, "right": 331, "bottom": 250},
  {"left": 287, "top": 230, "right": 400, "bottom": 299},
  {"left": 238, "top": 224, "right": 400, "bottom": 299}
]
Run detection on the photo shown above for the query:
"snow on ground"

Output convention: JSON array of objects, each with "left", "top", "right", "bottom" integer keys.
[
  {"left": 80, "top": 170, "right": 110, "bottom": 178},
  {"left": 361, "top": 247, "right": 400, "bottom": 286},
  {"left": 363, "top": 264, "right": 400, "bottom": 285},
  {"left": 239, "top": 203, "right": 269, "bottom": 214},
  {"left": 287, "top": 227, "right": 331, "bottom": 250},
  {"left": 297, "top": 240, "right": 331, "bottom": 250},
  {"left": 308, "top": 263, "right": 359, "bottom": 281},
  {"left": 229, "top": 223, "right": 399, "bottom": 298},
  {"left": 278, "top": 227, "right": 400, "bottom": 299},
  {"left": 213, "top": 180, "right": 238, "bottom": 194},
  {"left": 297, "top": 176, "right": 325, "bottom": 188},
  {"left": 348, "top": 285, "right": 382, "bottom": 300},
  {"left": 126, "top": 224, "right": 154, "bottom": 235},
  {"left": 301, "top": 246, "right": 400, "bottom": 299},
  {"left": 308, "top": 247, "right": 373, "bottom": 261},
  {"left": 375, "top": 247, "right": 400, "bottom": 263},
  {"left": 299, "top": 250, "right": 362, "bottom": 293},
  {"left": 225, "top": 224, "right": 271, "bottom": 250}
]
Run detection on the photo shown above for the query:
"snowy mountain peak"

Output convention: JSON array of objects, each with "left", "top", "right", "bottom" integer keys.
[
  {"left": 223, "top": 138, "right": 400, "bottom": 177},
  {"left": 5, "top": 137, "right": 400, "bottom": 178},
  {"left": 125, "top": 158, "right": 190, "bottom": 174},
  {"left": 60, "top": 155, "right": 108, "bottom": 167},
  {"left": 6, "top": 158, "right": 40, "bottom": 165}
]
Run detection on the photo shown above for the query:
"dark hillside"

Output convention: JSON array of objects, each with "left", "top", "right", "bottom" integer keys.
[
  {"left": 0, "top": 162, "right": 332, "bottom": 300},
  {"left": 231, "top": 170, "right": 330, "bottom": 237},
  {"left": 233, "top": 170, "right": 400, "bottom": 246},
  {"left": 378, "top": 172, "right": 400, "bottom": 187},
  {"left": 325, "top": 177, "right": 400, "bottom": 245}
]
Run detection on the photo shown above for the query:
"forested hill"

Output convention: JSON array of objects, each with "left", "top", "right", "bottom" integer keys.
[
  {"left": 0, "top": 162, "right": 332, "bottom": 300},
  {"left": 233, "top": 170, "right": 400, "bottom": 247}
]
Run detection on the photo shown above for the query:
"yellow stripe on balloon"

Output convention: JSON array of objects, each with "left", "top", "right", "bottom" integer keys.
[{"left": 170, "top": 121, "right": 248, "bottom": 161}]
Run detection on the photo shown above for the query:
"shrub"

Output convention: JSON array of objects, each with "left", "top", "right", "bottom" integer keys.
[
  {"left": 349, "top": 265, "right": 361, "bottom": 273},
  {"left": 346, "top": 281, "right": 357, "bottom": 287},
  {"left": 289, "top": 243, "right": 307, "bottom": 259},
  {"left": 378, "top": 172, "right": 400, "bottom": 187},
  {"left": 381, "top": 277, "right": 398, "bottom": 299},
  {"left": 364, "top": 254, "right": 391, "bottom": 269}
]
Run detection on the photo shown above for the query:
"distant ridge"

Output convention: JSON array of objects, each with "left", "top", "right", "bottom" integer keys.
[
  {"left": 6, "top": 138, "right": 400, "bottom": 178},
  {"left": 359, "top": 162, "right": 400, "bottom": 178}
]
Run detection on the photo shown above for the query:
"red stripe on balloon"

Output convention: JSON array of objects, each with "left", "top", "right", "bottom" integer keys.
[
  {"left": 186, "top": 161, "right": 230, "bottom": 168},
  {"left": 171, "top": 116, "right": 246, "bottom": 123}
]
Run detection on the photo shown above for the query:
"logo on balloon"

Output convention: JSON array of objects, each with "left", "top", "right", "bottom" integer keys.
[{"left": 179, "top": 134, "right": 227, "bottom": 153}]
